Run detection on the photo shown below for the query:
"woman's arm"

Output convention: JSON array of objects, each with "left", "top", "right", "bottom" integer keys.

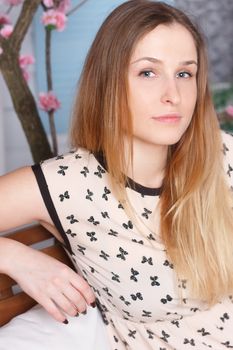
[{"left": 0, "top": 167, "right": 96, "bottom": 323}]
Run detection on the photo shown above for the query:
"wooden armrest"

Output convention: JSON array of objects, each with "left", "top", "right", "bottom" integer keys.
[{"left": 0, "top": 224, "right": 73, "bottom": 327}]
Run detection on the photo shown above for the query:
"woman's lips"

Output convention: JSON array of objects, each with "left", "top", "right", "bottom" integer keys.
[{"left": 151, "top": 114, "right": 182, "bottom": 123}]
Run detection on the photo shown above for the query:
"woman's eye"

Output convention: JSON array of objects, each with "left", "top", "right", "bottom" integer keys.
[
  {"left": 177, "top": 71, "right": 192, "bottom": 78},
  {"left": 139, "top": 70, "right": 155, "bottom": 78}
]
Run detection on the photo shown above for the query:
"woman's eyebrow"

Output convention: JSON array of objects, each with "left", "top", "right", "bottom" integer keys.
[{"left": 131, "top": 56, "right": 198, "bottom": 66}]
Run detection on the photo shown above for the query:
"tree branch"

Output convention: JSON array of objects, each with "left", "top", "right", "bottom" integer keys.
[
  {"left": 67, "top": 0, "right": 88, "bottom": 16},
  {"left": 9, "top": 0, "right": 41, "bottom": 53}
]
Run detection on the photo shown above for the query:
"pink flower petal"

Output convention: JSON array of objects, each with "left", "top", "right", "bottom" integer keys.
[
  {"left": 225, "top": 105, "right": 233, "bottom": 118},
  {"left": 41, "top": 9, "right": 67, "bottom": 31},
  {"left": 39, "top": 91, "right": 61, "bottom": 112},
  {"left": 0, "top": 24, "right": 13, "bottom": 38},
  {"left": 57, "top": 0, "right": 71, "bottom": 14},
  {"left": 0, "top": 14, "right": 11, "bottom": 26},
  {"left": 19, "top": 54, "right": 35, "bottom": 68},
  {"left": 43, "top": 0, "right": 54, "bottom": 7}
]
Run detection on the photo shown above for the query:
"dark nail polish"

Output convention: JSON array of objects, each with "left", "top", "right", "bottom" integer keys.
[
  {"left": 90, "top": 301, "right": 96, "bottom": 308},
  {"left": 63, "top": 319, "right": 69, "bottom": 324},
  {"left": 82, "top": 310, "right": 87, "bottom": 315}
]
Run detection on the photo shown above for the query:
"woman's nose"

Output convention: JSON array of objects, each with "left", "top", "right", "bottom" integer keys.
[{"left": 160, "top": 78, "right": 181, "bottom": 105}]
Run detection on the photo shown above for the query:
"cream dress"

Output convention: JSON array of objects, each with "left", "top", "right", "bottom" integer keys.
[{"left": 32, "top": 131, "right": 233, "bottom": 350}]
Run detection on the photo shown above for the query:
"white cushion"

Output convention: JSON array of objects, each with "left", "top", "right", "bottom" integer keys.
[{"left": 0, "top": 304, "right": 110, "bottom": 350}]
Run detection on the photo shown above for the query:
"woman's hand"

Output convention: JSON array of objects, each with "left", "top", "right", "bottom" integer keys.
[{"left": 5, "top": 241, "right": 96, "bottom": 323}]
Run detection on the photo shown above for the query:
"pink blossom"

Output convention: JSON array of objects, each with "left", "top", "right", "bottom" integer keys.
[
  {"left": 18, "top": 54, "right": 34, "bottom": 81},
  {"left": 19, "top": 54, "right": 35, "bottom": 68},
  {"left": 225, "top": 105, "right": 233, "bottom": 118},
  {"left": 4, "top": 0, "right": 24, "bottom": 5},
  {"left": 43, "top": 0, "right": 54, "bottom": 8},
  {"left": 42, "top": 0, "right": 71, "bottom": 13},
  {"left": 0, "top": 14, "right": 11, "bottom": 27},
  {"left": 57, "top": 0, "right": 71, "bottom": 14},
  {"left": 0, "top": 47, "right": 3, "bottom": 55},
  {"left": 39, "top": 91, "right": 61, "bottom": 112},
  {"left": 0, "top": 24, "right": 13, "bottom": 38},
  {"left": 41, "top": 9, "right": 67, "bottom": 31}
]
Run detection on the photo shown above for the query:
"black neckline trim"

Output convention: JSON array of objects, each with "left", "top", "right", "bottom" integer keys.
[{"left": 94, "top": 152, "right": 162, "bottom": 197}]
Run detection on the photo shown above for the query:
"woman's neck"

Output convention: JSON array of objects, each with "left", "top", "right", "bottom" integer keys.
[{"left": 124, "top": 137, "right": 168, "bottom": 189}]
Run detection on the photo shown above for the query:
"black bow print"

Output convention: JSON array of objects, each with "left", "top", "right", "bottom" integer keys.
[
  {"left": 66, "top": 229, "right": 77, "bottom": 238},
  {"left": 101, "top": 211, "right": 110, "bottom": 219},
  {"left": 130, "top": 268, "right": 139, "bottom": 282},
  {"left": 122, "top": 220, "right": 133, "bottom": 230},
  {"left": 141, "top": 256, "right": 153, "bottom": 265},
  {"left": 66, "top": 215, "right": 79, "bottom": 224},
  {"left": 55, "top": 155, "right": 64, "bottom": 160},
  {"left": 80, "top": 166, "right": 89, "bottom": 177},
  {"left": 86, "top": 231, "right": 97, "bottom": 242},
  {"left": 108, "top": 229, "right": 118, "bottom": 237},
  {"left": 163, "top": 259, "right": 174, "bottom": 269},
  {"left": 171, "top": 319, "right": 180, "bottom": 328},
  {"left": 59, "top": 190, "right": 70, "bottom": 201},
  {"left": 150, "top": 275, "right": 160, "bottom": 286},
  {"left": 123, "top": 310, "right": 131, "bottom": 317},
  {"left": 178, "top": 279, "right": 187, "bottom": 289},
  {"left": 221, "top": 341, "right": 233, "bottom": 348},
  {"left": 222, "top": 143, "right": 229, "bottom": 155},
  {"left": 77, "top": 245, "right": 86, "bottom": 255},
  {"left": 119, "top": 295, "right": 130, "bottom": 306},
  {"left": 146, "top": 329, "right": 154, "bottom": 339},
  {"left": 86, "top": 189, "right": 93, "bottom": 201},
  {"left": 57, "top": 165, "right": 68, "bottom": 176},
  {"left": 197, "top": 328, "right": 210, "bottom": 336},
  {"left": 130, "top": 292, "right": 143, "bottom": 301},
  {"left": 89, "top": 265, "right": 96, "bottom": 273},
  {"left": 183, "top": 338, "right": 195, "bottom": 346},
  {"left": 141, "top": 207, "right": 152, "bottom": 219},
  {"left": 88, "top": 216, "right": 100, "bottom": 226},
  {"left": 160, "top": 330, "right": 170, "bottom": 343},
  {"left": 220, "top": 312, "right": 230, "bottom": 323},
  {"left": 116, "top": 247, "right": 128, "bottom": 260},
  {"left": 142, "top": 310, "right": 152, "bottom": 317},
  {"left": 99, "top": 250, "right": 110, "bottom": 261},
  {"left": 111, "top": 272, "right": 120, "bottom": 283},
  {"left": 102, "top": 186, "right": 111, "bottom": 200},
  {"left": 94, "top": 165, "right": 105, "bottom": 178},
  {"left": 161, "top": 294, "right": 173, "bottom": 304},
  {"left": 147, "top": 233, "right": 155, "bottom": 241},
  {"left": 128, "top": 329, "right": 137, "bottom": 339},
  {"left": 103, "top": 287, "right": 112, "bottom": 297},
  {"left": 132, "top": 239, "right": 144, "bottom": 244},
  {"left": 75, "top": 153, "right": 82, "bottom": 159},
  {"left": 227, "top": 164, "right": 233, "bottom": 177}
]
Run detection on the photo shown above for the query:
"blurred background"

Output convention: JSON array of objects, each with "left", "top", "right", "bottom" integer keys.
[{"left": 0, "top": 0, "right": 233, "bottom": 175}]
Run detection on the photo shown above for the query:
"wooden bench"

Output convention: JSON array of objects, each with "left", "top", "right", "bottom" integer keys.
[{"left": 0, "top": 225, "right": 72, "bottom": 327}]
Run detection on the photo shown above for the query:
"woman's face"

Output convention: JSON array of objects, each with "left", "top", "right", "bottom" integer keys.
[{"left": 127, "top": 23, "right": 198, "bottom": 148}]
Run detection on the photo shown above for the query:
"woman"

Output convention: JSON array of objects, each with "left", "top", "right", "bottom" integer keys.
[{"left": 1, "top": 0, "right": 233, "bottom": 349}]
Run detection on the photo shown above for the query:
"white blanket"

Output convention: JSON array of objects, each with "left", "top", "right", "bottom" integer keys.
[{"left": 0, "top": 305, "right": 111, "bottom": 350}]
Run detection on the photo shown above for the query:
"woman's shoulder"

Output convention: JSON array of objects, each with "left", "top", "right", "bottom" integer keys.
[{"left": 41, "top": 147, "right": 91, "bottom": 166}]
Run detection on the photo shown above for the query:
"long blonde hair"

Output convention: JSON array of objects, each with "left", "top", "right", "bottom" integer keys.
[{"left": 70, "top": 0, "right": 233, "bottom": 303}]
